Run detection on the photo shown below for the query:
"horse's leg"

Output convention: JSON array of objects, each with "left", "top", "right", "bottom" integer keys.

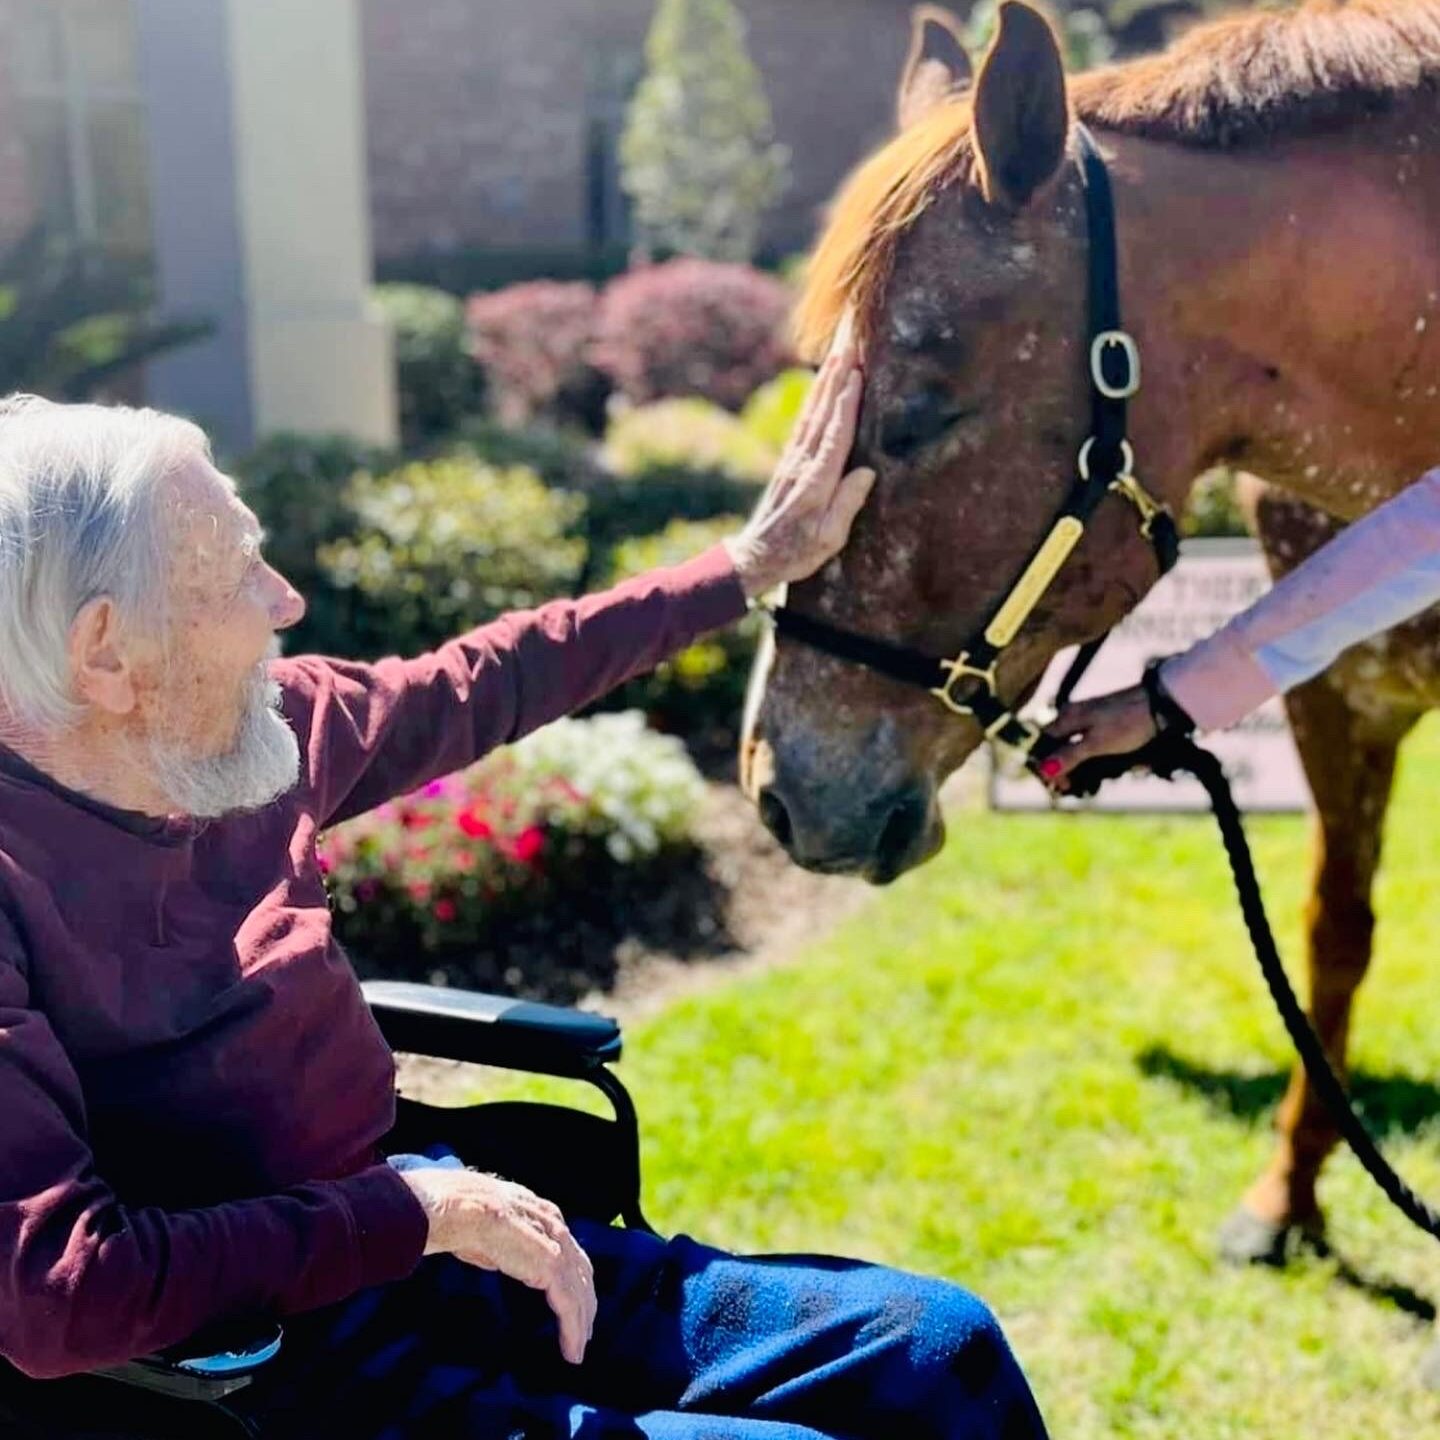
[
  {"left": 1217, "top": 675, "right": 1416, "bottom": 1263},
  {"left": 1218, "top": 482, "right": 1420, "bottom": 1263}
]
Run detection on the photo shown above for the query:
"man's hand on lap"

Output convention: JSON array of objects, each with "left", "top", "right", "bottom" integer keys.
[{"left": 401, "top": 1168, "right": 596, "bottom": 1364}]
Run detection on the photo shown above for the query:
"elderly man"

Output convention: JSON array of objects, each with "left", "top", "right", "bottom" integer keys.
[{"left": 0, "top": 336, "right": 1047, "bottom": 1438}]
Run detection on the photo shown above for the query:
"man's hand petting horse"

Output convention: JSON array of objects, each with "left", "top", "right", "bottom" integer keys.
[{"left": 725, "top": 315, "right": 876, "bottom": 599}]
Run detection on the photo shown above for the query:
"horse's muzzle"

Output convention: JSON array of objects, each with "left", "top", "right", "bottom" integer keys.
[{"left": 756, "top": 776, "right": 940, "bottom": 885}]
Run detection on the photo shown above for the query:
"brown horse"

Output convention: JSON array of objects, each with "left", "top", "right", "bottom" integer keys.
[{"left": 743, "top": 0, "right": 1440, "bottom": 1276}]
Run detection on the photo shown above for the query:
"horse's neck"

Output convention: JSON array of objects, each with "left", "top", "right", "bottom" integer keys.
[{"left": 1111, "top": 95, "right": 1440, "bottom": 521}]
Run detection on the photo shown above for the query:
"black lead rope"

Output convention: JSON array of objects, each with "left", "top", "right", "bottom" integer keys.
[{"left": 1064, "top": 735, "right": 1440, "bottom": 1245}]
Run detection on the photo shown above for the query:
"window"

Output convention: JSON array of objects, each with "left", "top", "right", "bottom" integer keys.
[
  {"left": 9, "top": 0, "right": 151, "bottom": 256},
  {"left": 585, "top": 51, "right": 640, "bottom": 252}
]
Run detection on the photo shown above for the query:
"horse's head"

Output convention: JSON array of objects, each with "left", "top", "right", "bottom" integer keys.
[{"left": 743, "top": 2, "right": 1167, "bottom": 882}]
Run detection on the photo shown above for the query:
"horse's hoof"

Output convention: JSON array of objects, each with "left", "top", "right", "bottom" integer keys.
[
  {"left": 1417, "top": 1340, "right": 1440, "bottom": 1391},
  {"left": 1216, "top": 1205, "right": 1327, "bottom": 1267}
]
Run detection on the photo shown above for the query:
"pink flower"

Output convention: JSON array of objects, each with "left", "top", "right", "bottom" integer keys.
[
  {"left": 408, "top": 880, "right": 431, "bottom": 902},
  {"left": 433, "top": 898, "right": 457, "bottom": 922},
  {"left": 316, "top": 852, "right": 332, "bottom": 875},
  {"left": 513, "top": 826, "right": 545, "bottom": 865}
]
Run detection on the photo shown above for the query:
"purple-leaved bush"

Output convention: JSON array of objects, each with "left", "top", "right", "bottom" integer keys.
[{"left": 591, "top": 259, "right": 794, "bottom": 412}]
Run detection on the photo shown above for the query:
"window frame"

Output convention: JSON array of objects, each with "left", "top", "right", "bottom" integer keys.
[{"left": 10, "top": 0, "right": 147, "bottom": 250}]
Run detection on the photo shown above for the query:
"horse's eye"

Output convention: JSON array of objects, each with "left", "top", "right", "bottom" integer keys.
[{"left": 878, "top": 391, "right": 975, "bottom": 460}]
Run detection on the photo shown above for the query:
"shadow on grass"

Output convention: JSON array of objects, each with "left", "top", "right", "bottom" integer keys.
[
  {"left": 1136, "top": 1044, "right": 1440, "bottom": 1140},
  {"left": 1274, "top": 1231, "right": 1438, "bottom": 1323},
  {"left": 1139, "top": 1046, "right": 1439, "bottom": 1321},
  {"left": 1329, "top": 1250, "right": 1437, "bottom": 1323}
]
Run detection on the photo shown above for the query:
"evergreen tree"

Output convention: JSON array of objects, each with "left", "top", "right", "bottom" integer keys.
[{"left": 620, "top": 0, "right": 789, "bottom": 264}]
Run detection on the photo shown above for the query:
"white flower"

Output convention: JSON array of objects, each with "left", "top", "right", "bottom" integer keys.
[{"left": 488, "top": 711, "right": 705, "bottom": 862}]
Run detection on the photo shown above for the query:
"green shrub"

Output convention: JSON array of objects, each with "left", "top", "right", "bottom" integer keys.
[
  {"left": 580, "top": 469, "right": 760, "bottom": 577},
  {"left": 442, "top": 416, "right": 755, "bottom": 590},
  {"left": 320, "top": 712, "right": 705, "bottom": 977},
  {"left": 373, "top": 284, "right": 485, "bottom": 446},
  {"left": 1183, "top": 468, "right": 1249, "bottom": 539},
  {"left": 233, "top": 433, "right": 395, "bottom": 657},
  {"left": 0, "top": 226, "right": 211, "bottom": 401},
  {"left": 738, "top": 367, "right": 812, "bottom": 457},
  {"left": 604, "top": 397, "right": 776, "bottom": 483},
  {"left": 603, "top": 515, "right": 743, "bottom": 584},
  {"left": 595, "top": 517, "right": 761, "bottom": 758},
  {"left": 448, "top": 417, "right": 604, "bottom": 492},
  {"left": 316, "top": 455, "right": 587, "bottom": 658},
  {"left": 775, "top": 253, "right": 810, "bottom": 288}
]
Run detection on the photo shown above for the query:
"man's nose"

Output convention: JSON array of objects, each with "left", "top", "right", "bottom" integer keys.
[{"left": 269, "top": 567, "right": 307, "bottom": 630}]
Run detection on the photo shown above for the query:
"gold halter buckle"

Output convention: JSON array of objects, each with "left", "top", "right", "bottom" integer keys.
[
  {"left": 930, "top": 652, "right": 1000, "bottom": 716},
  {"left": 1108, "top": 472, "right": 1170, "bottom": 541}
]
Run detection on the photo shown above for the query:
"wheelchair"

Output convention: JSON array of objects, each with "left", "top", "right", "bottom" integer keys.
[{"left": 0, "top": 981, "right": 651, "bottom": 1439}]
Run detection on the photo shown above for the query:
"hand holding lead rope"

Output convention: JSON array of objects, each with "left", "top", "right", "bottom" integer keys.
[{"left": 1035, "top": 658, "right": 1196, "bottom": 793}]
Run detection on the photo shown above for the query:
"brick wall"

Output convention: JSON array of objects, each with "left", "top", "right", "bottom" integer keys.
[{"left": 360, "top": 0, "right": 915, "bottom": 268}]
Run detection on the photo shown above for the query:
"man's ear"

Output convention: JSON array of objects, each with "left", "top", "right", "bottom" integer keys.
[
  {"left": 896, "top": 5, "right": 973, "bottom": 132},
  {"left": 69, "top": 597, "right": 138, "bottom": 716},
  {"left": 973, "top": 1, "right": 1070, "bottom": 209}
]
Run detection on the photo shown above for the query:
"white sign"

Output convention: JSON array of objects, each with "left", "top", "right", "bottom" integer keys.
[{"left": 990, "top": 538, "right": 1311, "bottom": 814}]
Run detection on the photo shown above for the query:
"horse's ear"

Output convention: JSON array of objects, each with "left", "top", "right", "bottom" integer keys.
[
  {"left": 897, "top": 6, "right": 973, "bottom": 132},
  {"left": 973, "top": 1, "right": 1070, "bottom": 209}
]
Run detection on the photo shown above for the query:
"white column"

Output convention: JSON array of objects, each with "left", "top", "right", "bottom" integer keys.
[{"left": 225, "top": 0, "right": 396, "bottom": 447}]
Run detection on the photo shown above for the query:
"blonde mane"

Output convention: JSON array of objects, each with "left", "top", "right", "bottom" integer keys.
[{"left": 794, "top": 0, "right": 1440, "bottom": 361}]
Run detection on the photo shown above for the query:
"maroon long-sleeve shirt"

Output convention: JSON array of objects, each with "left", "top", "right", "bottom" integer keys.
[{"left": 0, "top": 545, "right": 746, "bottom": 1380}]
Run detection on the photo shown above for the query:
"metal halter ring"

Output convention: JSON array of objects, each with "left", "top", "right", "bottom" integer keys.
[
  {"left": 1077, "top": 436, "right": 1135, "bottom": 483},
  {"left": 1090, "top": 330, "right": 1141, "bottom": 400}
]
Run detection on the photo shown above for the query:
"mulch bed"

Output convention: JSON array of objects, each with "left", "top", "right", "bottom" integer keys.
[{"left": 354, "top": 781, "right": 868, "bottom": 1013}]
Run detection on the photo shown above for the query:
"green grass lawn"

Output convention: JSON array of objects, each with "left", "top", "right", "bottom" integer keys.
[{"left": 472, "top": 719, "right": 1440, "bottom": 1437}]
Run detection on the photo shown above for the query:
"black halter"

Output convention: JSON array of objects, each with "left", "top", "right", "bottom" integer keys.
[{"left": 770, "top": 127, "right": 1179, "bottom": 772}]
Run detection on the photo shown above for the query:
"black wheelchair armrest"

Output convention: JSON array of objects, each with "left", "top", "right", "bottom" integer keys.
[
  {"left": 362, "top": 980, "right": 623, "bottom": 1078},
  {"left": 92, "top": 1316, "right": 283, "bottom": 1404}
]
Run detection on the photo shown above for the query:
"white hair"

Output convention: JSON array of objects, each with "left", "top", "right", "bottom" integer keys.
[{"left": 0, "top": 394, "right": 210, "bottom": 733}]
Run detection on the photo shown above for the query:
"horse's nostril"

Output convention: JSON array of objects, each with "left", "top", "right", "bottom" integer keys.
[
  {"left": 758, "top": 789, "right": 793, "bottom": 850},
  {"left": 876, "top": 794, "right": 924, "bottom": 870}
]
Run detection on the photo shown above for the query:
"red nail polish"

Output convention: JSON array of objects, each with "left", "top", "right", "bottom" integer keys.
[{"left": 1039, "top": 758, "right": 1063, "bottom": 779}]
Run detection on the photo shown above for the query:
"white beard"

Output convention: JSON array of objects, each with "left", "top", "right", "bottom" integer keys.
[{"left": 144, "top": 643, "right": 301, "bottom": 819}]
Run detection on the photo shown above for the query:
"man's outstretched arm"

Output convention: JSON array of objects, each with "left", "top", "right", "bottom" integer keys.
[{"left": 285, "top": 325, "right": 873, "bottom": 831}]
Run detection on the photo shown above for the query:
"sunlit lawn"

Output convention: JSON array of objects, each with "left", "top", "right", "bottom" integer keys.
[{"left": 472, "top": 719, "right": 1440, "bottom": 1437}]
